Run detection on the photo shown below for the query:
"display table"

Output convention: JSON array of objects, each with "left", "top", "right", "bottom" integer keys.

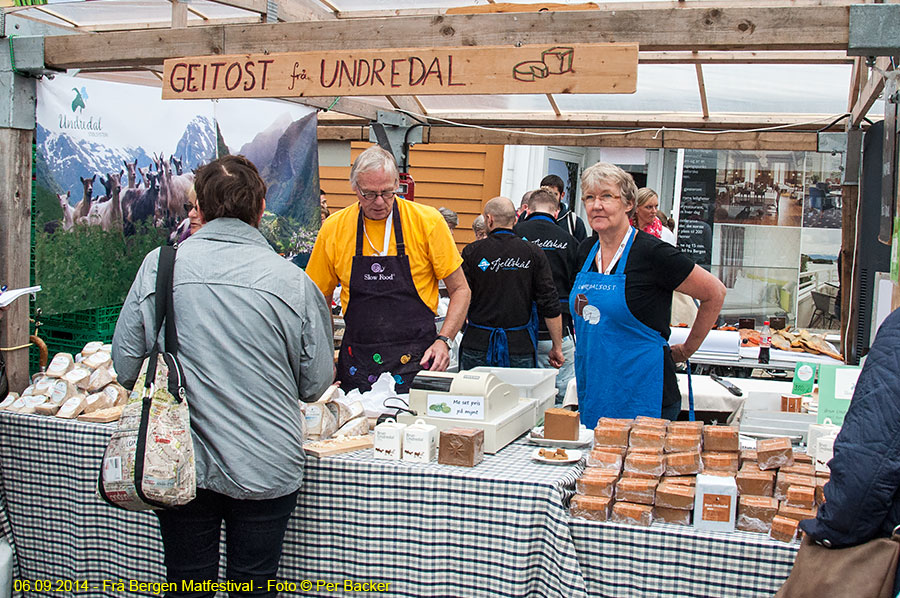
[
  {"left": 677, "top": 373, "right": 795, "bottom": 414},
  {"left": 0, "top": 411, "right": 800, "bottom": 597}
]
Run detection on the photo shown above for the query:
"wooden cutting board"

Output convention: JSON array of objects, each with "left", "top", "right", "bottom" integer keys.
[
  {"left": 304, "top": 434, "right": 373, "bottom": 458},
  {"left": 78, "top": 406, "right": 123, "bottom": 423}
]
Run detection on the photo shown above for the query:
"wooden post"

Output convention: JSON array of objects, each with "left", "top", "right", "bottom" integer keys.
[
  {"left": 841, "top": 183, "right": 858, "bottom": 361},
  {"left": 0, "top": 127, "right": 33, "bottom": 393}
]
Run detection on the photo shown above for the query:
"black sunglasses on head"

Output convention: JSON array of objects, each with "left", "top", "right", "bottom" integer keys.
[{"left": 184, "top": 203, "right": 195, "bottom": 213}]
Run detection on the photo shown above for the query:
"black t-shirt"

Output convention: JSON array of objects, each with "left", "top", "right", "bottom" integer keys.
[
  {"left": 514, "top": 212, "right": 579, "bottom": 336},
  {"left": 575, "top": 230, "right": 695, "bottom": 407},
  {"left": 461, "top": 229, "right": 561, "bottom": 355}
]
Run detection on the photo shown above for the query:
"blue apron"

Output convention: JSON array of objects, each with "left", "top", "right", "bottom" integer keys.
[
  {"left": 467, "top": 303, "right": 539, "bottom": 367},
  {"left": 569, "top": 228, "right": 668, "bottom": 427}
]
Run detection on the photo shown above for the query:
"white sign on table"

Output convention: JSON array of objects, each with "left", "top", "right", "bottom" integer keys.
[{"left": 426, "top": 393, "right": 484, "bottom": 420}]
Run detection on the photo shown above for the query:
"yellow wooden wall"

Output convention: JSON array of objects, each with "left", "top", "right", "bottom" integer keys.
[{"left": 319, "top": 142, "right": 504, "bottom": 250}]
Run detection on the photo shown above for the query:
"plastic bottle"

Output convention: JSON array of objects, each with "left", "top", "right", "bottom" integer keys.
[{"left": 758, "top": 320, "right": 771, "bottom": 364}]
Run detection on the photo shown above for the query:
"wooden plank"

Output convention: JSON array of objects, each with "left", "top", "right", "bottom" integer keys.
[
  {"left": 208, "top": 0, "right": 268, "bottom": 15},
  {"left": 847, "top": 56, "right": 862, "bottom": 112},
  {"left": 547, "top": 94, "right": 562, "bottom": 116},
  {"left": 851, "top": 56, "right": 890, "bottom": 127},
  {"left": 78, "top": 406, "right": 124, "bottom": 423},
  {"left": 276, "top": 0, "right": 338, "bottom": 22},
  {"left": 409, "top": 150, "right": 490, "bottom": 170},
  {"left": 44, "top": 5, "right": 851, "bottom": 70},
  {"left": 0, "top": 129, "right": 34, "bottom": 393},
  {"left": 172, "top": 0, "right": 189, "bottom": 29},
  {"left": 282, "top": 96, "right": 395, "bottom": 121},
  {"left": 386, "top": 95, "right": 428, "bottom": 116},
  {"left": 694, "top": 60, "right": 709, "bottom": 119},
  {"left": 640, "top": 50, "right": 852, "bottom": 65},
  {"left": 160, "top": 44, "right": 638, "bottom": 99},
  {"left": 303, "top": 434, "right": 373, "bottom": 457}
]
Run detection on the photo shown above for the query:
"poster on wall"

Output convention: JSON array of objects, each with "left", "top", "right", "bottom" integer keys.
[
  {"left": 34, "top": 75, "right": 318, "bottom": 316},
  {"left": 677, "top": 149, "right": 717, "bottom": 268}
]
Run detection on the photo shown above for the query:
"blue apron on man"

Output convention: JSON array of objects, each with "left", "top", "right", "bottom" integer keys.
[{"left": 569, "top": 227, "right": 668, "bottom": 428}]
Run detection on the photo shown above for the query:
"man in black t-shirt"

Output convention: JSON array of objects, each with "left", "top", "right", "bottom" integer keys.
[
  {"left": 541, "top": 174, "right": 587, "bottom": 242},
  {"left": 460, "top": 197, "right": 564, "bottom": 370},
  {"left": 514, "top": 189, "right": 579, "bottom": 401}
]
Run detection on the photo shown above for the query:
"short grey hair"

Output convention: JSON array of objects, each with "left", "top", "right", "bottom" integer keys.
[
  {"left": 581, "top": 162, "right": 638, "bottom": 217},
  {"left": 349, "top": 146, "right": 399, "bottom": 190},
  {"left": 472, "top": 214, "right": 487, "bottom": 238},
  {"left": 438, "top": 207, "right": 458, "bottom": 229}
]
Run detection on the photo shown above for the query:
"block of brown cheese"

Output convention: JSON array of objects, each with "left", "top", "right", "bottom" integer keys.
[
  {"left": 611, "top": 501, "right": 654, "bottom": 527},
  {"left": 594, "top": 423, "right": 630, "bottom": 448},
  {"left": 628, "top": 426, "right": 666, "bottom": 451},
  {"left": 775, "top": 472, "right": 816, "bottom": 501},
  {"left": 736, "top": 468, "right": 775, "bottom": 497},
  {"left": 757, "top": 437, "right": 794, "bottom": 470},
  {"left": 769, "top": 515, "right": 799, "bottom": 543},
  {"left": 622, "top": 471, "right": 660, "bottom": 480},
  {"left": 570, "top": 495, "right": 612, "bottom": 521},
  {"left": 740, "top": 450, "right": 758, "bottom": 467},
  {"left": 703, "top": 425, "right": 740, "bottom": 452},
  {"left": 701, "top": 451, "right": 739, "bottom": 474},
  {"left": 587, "top": 449, "right": 623, "bottom": 472},
  {"left": 615, "top": 478, "right": 658, "bottom": 505},
  {"left": 661, "top": 475, "right": 696, "bottom": 486},
  {"left": 792, "top": 451, "right": 813, "bottom": 464},
  {"left": 736, "top": 496, "right": 779, "bottom": 533},
  {"left": 635, "top": 416, "right": 669, "bottom": 427},
  {"left": 438, "top": 427, "right": 484, "bottom": 467},
  {"left": 668, "top": 420, "right": 704, "bottom": 434},
  {"left": 778, "top": 503, "right": 817, "bottom": 522},
  {"left": 655, "top": 482, "right": 695, "bottom": 510},
  {"left": 624, "top": 451, "right": 666, "bottom": 477},
  {"left": 653, "top": 506, "right": 691, "bottom": 525},
  {"left": 665, "top": 433, "right": 702, "bottom": 454},
  {"left": 576, "top": 472, "right": 619, "bottom": 498},
  {"left": 544, "top": 407, "right": 580, "bottom": 441},
  {"left": 781, "top": 462, "right": 816, "bottom": 477},
  {"left": 665, "top": 451, "right": 702, "bottom": 476},
  {"left": 785, "top": 485, "right": 816, "bottom": 510}
]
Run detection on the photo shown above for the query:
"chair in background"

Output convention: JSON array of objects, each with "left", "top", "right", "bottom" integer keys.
[{"left": 809, "top": 291, "right": 838, "bottom": 328}]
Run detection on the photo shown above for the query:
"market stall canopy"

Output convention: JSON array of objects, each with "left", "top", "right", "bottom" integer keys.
[{"left": 2, "top": 0, "right": 894, "bottom": 148}]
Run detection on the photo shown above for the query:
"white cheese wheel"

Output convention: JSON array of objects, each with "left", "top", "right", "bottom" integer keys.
[
  {"left": 46, "top": 353, "right": 75, "bottom": 378},
  {"left": 335, "top": 415, "right": 369, "bottom": 437},
  {"left": 35, "top": 402, "right": 61, "bottom": 416},
  {"left": 102, "top": 383, "right": 128, "bottom": 407},
  {"left": 81, "top": 341, "right": 104, "bottom": 356},
  {"left": 87, "top": 367, "right": 114, "bottom": 393},
  {"left": 49, "top": 379, "right": 77, "bottom": 405},
  {"left": 32, "top": 376, "right": 54, "bottom": 396},
  {"left": 0, "top": 393, "right": 20, "bottom": 410},
  {"left": 63, "top": 366, "right": 92, "bottom": 389},
  {"left": 82, "top": 351, "right": 111, "bottom": 371},
  {"left": 83, "top": 392, "right": 112, "bottom": 414},
  {"left": 56, "top": 395, "right": 87, "bottom": 419},
  {"left": 21, "top": 385, "right": 34, "bottom": 397}
]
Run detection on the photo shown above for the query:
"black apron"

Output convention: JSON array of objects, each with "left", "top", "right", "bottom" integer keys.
[{"left": 336, "top": 201, "right": 437, "bottom": 394}]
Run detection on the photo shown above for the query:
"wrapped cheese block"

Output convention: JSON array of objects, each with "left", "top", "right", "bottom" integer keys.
[
  {"left": 701, "top": 451, "right": 739, "bottom": 474},
  {"left": 87, "top": 367, "right": 114, "bottom": 393},
  {"left": 35, "top": 401, "right": 61, "bottom": 416},
  {"left": 587, "top": 449, "right": 623, "bottom": 472},
  {"left": 785, "top": 485, "right": 816, "bottom": 510},
  {"left": 736, "top": 469, "right": 775, "bottom": 497},
  {"left": 740, "top": 450, "right": 758, "bottom": 467},
  {"left": 615, "top": 478, "right": 657, "bottom": 505},
  {"left": 56, "top": 394, "right": 87, "bottom": 419},
  {"left": 577, "top": 472, "right": 619, "bottom": 497},
  {"left": 594, "top": 422, "right": 631, "bottom": 448},
  {"left": 336, "top": 415, "right": 370, "bottom": 439},
  {"left": 628, "top": 426, "right": 666, "bottom": 451},
  {"left": 11, "top": 396, "right": 46, "bottom": 414},
  {"left": 665, "top": 451, "right": 702, "bottom": 476},
  {"left": 21, "top": 385, "right": 34, "bottom": 397},
  {"left": 778, "top": 503, "right": 818, "bottom": 522},
  {"left": 45, "top": 353, "right": 75, "bottom": 378},
  {"left": 82, "top": 351, "right": 111, "bottom": 371},
  {"left": 665, "top": 433, "right": 702, "bottom": 454},
  {"left": 816, "top": 479, "right": 827, "bottom": 505},
  {"left": 627, "top": 446, "right": 664, "bottom": 455},
  {"left": 544, "top": 407, "right": 580, "bottom": 440},
  {"left": 655, "top": 482, "right": 695, "bottom": 510},
  {"left": 0, "top": 393, "right": 19, "bottom": 410},
  {"left": 570, "top": 495, "right": 612, "bottom": 521},
  {"left": 668, "top": 420, "right": 704, "bottom": 434},
  {"left": 83, "top": 392, "right": 112, "bottom": 414},
  {"left": 611, "top": 502, "right": 654, "bottom": 527},
  {"left": 102, "top": 383, "right": 129, "bottom": 407},
  {"left": 781, "top": 462, "right": 816, "bottom": 477},
  {"left": 792, "top": 451, "right": 813, "bottom": 464},
  {"left": 438, "top": 427, "right": 484, "bottom": 467},
  {"left": 775, "top": 472, "right": 816, "bottom": 501},
  {"left": 661, "top": 475, "right": 696, "bottom": 486},
  {"left": 624, "top": 451, "right": 666, "bottom": 477},
  {"left": 598, "top": 417, "right": 634, "bottom": 427},
  {"left": 622, "top": 471, "right": 660, "bottom": 480},
  {"left": 305, "top": 402, "right": 338, "bottom": 440},
  {"left": 757, "top": 437, "right": 794, "bottom": 470},
  {"left": 653, "top": 506, "right": 692, "bottom": 525},
  {"left": 736, "top": 496, "right": 779, "bottom": 533},
  {"left": 770, "top": 515, "right": 799, "bottom": 543},
  {"left": 81, "top": 341, "right": 103, "bottom": 356},
  {"left": 63, "top": 366, "right": 92, "bottom": 390},
  {"left": 331, "top": 399, "right": 364, "bottom": 428},
  {"left": 48, "top": 379, "right": 77, "bottom": 406},
  {"left": 32, "top": 376, "right": 54, "bottom": 396},
  {"left": 635, "top": 416, "right": 669, "bottom": 427},
  {"left": 702, "top": 426, "right": 740, "bottom": 452}
]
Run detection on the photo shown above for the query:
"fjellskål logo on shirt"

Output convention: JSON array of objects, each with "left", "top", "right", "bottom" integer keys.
[
  {"left": 531, "top": 238, "right": 568, "bottom": 250},
  {"left": 478, "top": 258, "right": 490, "bottom": 271},
  {"left": 487, "top": 257, "right": 532, "bottom": 272}
]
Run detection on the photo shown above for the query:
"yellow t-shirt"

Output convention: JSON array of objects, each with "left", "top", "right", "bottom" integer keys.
[{"left": 306, "top": 198, "right": 463, "bottom": 315}]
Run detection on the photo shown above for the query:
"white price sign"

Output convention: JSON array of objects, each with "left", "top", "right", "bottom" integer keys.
[{"left": 426, "top": 393, "right": 484, "bottom": 420}]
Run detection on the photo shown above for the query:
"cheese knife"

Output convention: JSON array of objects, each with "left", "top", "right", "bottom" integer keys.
[{"left": 710, "top": 372, "right": 743, "bottom": 397}]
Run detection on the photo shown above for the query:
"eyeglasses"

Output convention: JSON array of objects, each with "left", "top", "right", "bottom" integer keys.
[
  {"left": 183, "top": 203, "right": 197, "bottom": 213},
  {"left": 358, "top": 189, "right": 398, "bottom": 201},
  {"left": 583, "top": 193, "right": 622, "bottom": 206}
]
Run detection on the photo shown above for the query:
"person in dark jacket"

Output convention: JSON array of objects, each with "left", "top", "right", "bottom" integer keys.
[
  {"left": 541, "top": 174, "right": 587, "bottom": 242},
  {"left": 460, "top": 196, "right": 564, "bottom": 370},
  {"left": 801, "top": 307, "right": 900, "bottom": 594},
  {"left": 514, "top": 188, "right": 579, "bottom": 401}
]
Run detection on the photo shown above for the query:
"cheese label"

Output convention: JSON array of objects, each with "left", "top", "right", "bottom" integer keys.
[
  {"left": 426, "top": 393, "right": 484, "bottom": 420},
  {"left": 702, "top": 494, "right": 732, "bottom": 522}
]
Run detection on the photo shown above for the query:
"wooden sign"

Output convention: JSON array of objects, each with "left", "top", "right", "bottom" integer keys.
[{"left": 161, "top": 43, "right": 637, "bottom": 99}]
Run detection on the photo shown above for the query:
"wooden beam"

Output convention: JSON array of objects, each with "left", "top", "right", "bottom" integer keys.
[
  {"left": 281, "top": 96, "right": 402, "bottom": 120},
  {"left": 847, "top": 56, "right": 864, "bottom": 112},
  {"left": 640, "top": 51, "right": 852, "bottom": 65},
  {"left": 44, "top": 5, "right": 852, "bottom": 70},
  {"left": 694, "top": 58, "right": 709, "bottom": 119},
  {"left": 386, "top": 95, "right": 428, "bottom": 117},
  {"left": 547, "top": 94, "right": 562, "bottom": 116},
  {"left": 172, "top": 0, "right": 188, "bottom": 29},
  {"left": 276, "top": 0, "right": 337, "bottom": 22},
  {"left": 851, "top": 56, "right": 890, "bottom": 126},
  {"left": 75, "top": 17, "right": 260, "bottom": 33},
  {"left": 208, "top": 0, "right": 268, "bottom": 15},
  {"left": 0, "top": 128, "right": 34, "bottom": 393}
]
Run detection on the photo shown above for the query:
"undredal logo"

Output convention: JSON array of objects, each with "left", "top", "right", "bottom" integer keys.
[
  {"left": 71, "top": 86, "right": 88, "bottom": 113},
  {"left": 371, "top": 263, "right": 383, "bottom": 273},
  {"left": 58, "top": 84, "right": 106, "bottom": 138}
]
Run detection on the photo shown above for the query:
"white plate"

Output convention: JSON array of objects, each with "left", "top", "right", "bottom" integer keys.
[
  {"left": 528, "top": 426, "right": 593, "bottom": 448},
  {"left": 531, "top": 447, "right": 583, "bottom": 464}
]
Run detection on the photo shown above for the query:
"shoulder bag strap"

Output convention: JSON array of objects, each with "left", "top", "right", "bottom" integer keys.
[{"left": 144, "top": 246, "right": 175, "bottom": 389}]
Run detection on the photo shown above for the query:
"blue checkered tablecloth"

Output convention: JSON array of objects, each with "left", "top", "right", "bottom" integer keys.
[
  {"left": 570, "top": 519, "right": 800, "bottom": 598},
  {"left": 0, "top": 411, "right": 586, "bottom": 597}
]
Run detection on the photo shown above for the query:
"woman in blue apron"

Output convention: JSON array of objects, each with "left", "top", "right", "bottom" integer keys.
[{"left": 570, "top": 163, "right": 726, "bottom": 428}]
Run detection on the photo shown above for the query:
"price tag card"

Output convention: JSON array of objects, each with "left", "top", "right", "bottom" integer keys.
[
  {"left": 817, "top": 364, "right": 862, "bottom": 425},
  {"left": 426, "top": 394, "right": 484, "bottom": 420}
]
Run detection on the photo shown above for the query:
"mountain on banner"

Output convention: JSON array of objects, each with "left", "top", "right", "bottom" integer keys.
[
  {"left": 238, "top": 112, "right": 293, "bottom": 174},
  {"left": 259, "top": 112, "right": 320, "bottom": 224},
  {"left": 173, "top": 116, "right": 216, "bottom": 172}
]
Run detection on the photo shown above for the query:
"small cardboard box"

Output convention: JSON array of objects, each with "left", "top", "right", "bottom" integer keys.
[
  {"left": 402, "top": 419, "right": 437, "bottom": 463},
  {"left": 373, "top": 421, "right": 407, "bottom": 460}
]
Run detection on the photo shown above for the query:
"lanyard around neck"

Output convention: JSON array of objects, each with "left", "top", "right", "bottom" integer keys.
[
  {"left": 364, "top": 209, "right": 393, "bottom": 256},
  {"left": 595, "top": 227, "right": 634, "bottom": 275}
]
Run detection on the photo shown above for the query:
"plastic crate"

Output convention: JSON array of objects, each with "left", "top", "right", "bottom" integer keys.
[
  {"left": 29, "top": 325, "right": 114, "bottom": 375},
  {"left": 40, "top": 304, "right": 123, "bottom": 335}
]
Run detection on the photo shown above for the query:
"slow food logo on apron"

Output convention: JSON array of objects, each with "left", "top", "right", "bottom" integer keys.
[
  {"left": 573, "top": 293, "right": 602, "bottom": 325},
  {"left": 364, "top": 262, "right": 395, "bottom": 281}
]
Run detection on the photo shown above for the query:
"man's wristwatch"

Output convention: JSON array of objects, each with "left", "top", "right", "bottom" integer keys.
[{"left": 436, "top": 335, "right": 453, "bottom": 348}]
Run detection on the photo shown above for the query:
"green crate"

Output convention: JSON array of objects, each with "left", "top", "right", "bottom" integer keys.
[
  {"left": 40, "top": 304, "right": 123, "bottom": 335},
  {"left": 29, "top": 325, "right": 115, "bottom": 374}
]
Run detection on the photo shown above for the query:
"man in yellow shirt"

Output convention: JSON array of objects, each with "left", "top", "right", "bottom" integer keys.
[{"left": 306, "top": 146, "right": 471, "bottom": 394}]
